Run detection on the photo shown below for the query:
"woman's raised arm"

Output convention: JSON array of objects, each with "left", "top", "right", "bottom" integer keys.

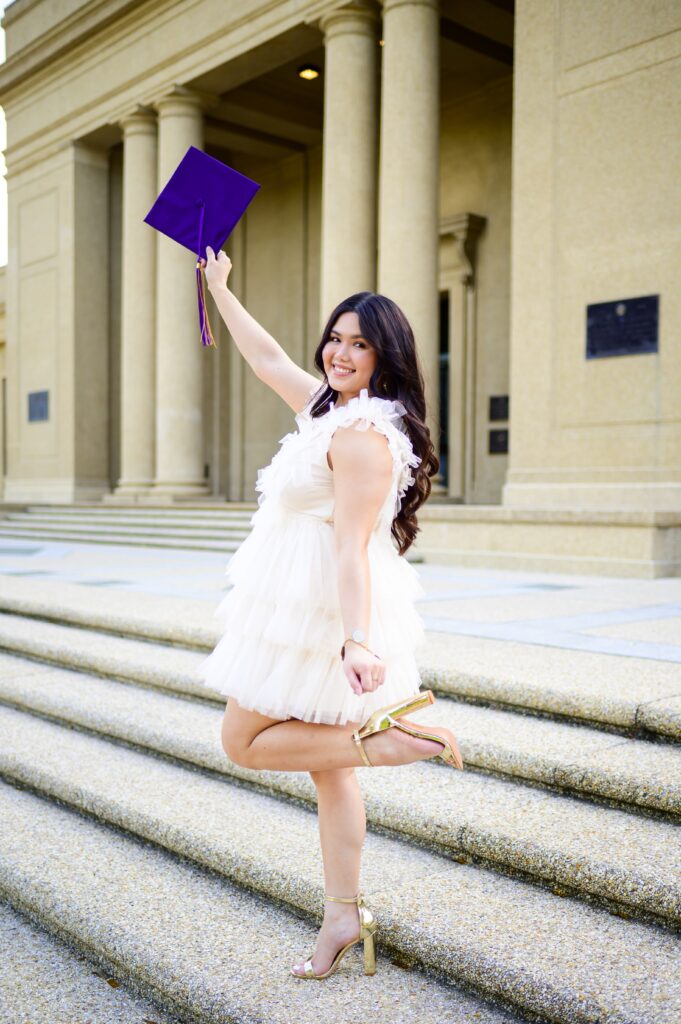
[{"left": 203, "top": 246, "right": 319, "bottom": 413}]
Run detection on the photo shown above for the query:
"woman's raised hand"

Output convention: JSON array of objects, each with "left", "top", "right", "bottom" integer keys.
[
  {"left": 201, "top": 245, "right": 232, "bottom": 293},
  {"left": 343, "top": 647, "right": 386, "bottom": 696}
]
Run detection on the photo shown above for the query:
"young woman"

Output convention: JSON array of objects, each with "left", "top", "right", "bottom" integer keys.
[{"left": 197, "top": 245, "right": 464, "bottom": 981}]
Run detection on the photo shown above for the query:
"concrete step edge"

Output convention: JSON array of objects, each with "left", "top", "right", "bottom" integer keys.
[
  {"left": 3, "top": 772, "right": 680, "bottom": 1024},
  {"left": 0, "top": 592, "right": 678, "bottom": 743},
  {"left": 0, "top": 528, "right": 239, "bottom": 552},
  {"left": 10, "top": 509, "right": 255, "bottom": 520},
  {"left": 0, "top": 901, "right": 183, "bottom": 1024},
  {"left": 3, "top": 516, "right": 249, "bottom": 537},
  {"left": 1, "top": 670, "right": 679, "bottom": 927},
  {"left": 3, "top": 638, "right": 680, "bottom": 817},
  {"left": 22, "top": 502, "right": 258, "bottom": 511},
  {"left": 1, "top": 639, "right": 679, "bottom": 817},
  {"left": 1, "top": 783, "right": 526, "bottom": 1024}
]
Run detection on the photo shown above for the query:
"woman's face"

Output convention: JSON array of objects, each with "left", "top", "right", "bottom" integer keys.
[{"left": 322, "top": 311, "right": 379, "bottom": 405}]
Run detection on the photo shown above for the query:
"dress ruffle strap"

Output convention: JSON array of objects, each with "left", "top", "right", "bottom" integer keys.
[
  {"left": 314, "top": 388, "right": 422, "bottom": 519},
  {"left": 254, "top": 386, "right": 422, "bottom": 523}
]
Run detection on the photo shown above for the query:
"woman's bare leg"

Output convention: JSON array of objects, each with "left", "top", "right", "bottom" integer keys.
[
  {"left": 221, "top": 698, "right": 455, "bottom": 772},
  {"left": 290, "top": 767, "right": 366, "bottom": 976}
]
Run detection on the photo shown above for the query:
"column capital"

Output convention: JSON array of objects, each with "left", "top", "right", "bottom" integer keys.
[
  {"left": 440, "top": 213, "right": 486, "bottom": 285},
  {"left": 382, "top": 0, "right": 438, "bottom": 11},
  {"left": 153, "top": 85, "right": 217, "bottom": 118},
  {"left": 119, "top": 105, "right": 156, "bottom": 136},
  {"left": 319, "top": 1, "right": 380, "bottom": 38}
]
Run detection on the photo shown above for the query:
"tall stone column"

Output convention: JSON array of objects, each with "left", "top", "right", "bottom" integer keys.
[
  {"left": 115, "top": 107, "right": 157, "bottom": 495},
  {"left": 378, "top": 0, "right": 440, "bottom": 440},
  {"left": 440, "top": 213, "right": 486, "bottom": 503},
  {"left": 319, "top": 2, "right": 380, "bottom": 320},
  {"left": 152, "top": 87, "right": 209, "bottom": 497}
]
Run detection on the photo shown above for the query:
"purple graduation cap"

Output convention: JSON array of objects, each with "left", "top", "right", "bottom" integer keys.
[{"left": 144, "top": 145, "right": 260, "bottom": 347}]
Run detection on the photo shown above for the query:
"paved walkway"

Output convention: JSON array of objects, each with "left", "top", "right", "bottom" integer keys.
[{"left": 0, "top": 537, "right": 680, "bottom": 664}]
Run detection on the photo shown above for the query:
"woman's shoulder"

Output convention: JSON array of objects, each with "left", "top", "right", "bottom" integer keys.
[
  {"left": 323, "top": 388, "right": 408, "bottom": 431},
  {"left": 322, "top": 388, "right": 421, "bottom": 486}
]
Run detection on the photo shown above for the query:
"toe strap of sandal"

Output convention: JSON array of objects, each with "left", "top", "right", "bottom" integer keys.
[{"left": 303, "top": 958, "right": 317, "bottom": 978}]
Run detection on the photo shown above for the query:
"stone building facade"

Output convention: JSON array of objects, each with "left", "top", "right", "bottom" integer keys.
[{"left": 0, "top": 0, "right": 679, "bottom": 573}]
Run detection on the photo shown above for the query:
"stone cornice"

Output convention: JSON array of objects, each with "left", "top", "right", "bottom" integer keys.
[
  {"left": 0, "top": 0, "right": 320, "bottom": 100},
  {"left": 0, "top": 1, "right": 320, "bottom": 172},
  {"left": 0, "top": 0, "right": 146, "bottom": 97}
]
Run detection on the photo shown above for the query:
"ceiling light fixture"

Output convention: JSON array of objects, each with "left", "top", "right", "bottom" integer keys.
[{"left": 298, "top": 64, "right": 321, "bottom": 80}]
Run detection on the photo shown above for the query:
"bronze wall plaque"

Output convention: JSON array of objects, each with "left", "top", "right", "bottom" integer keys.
[{"left": 586, "top": 295, "right": 659, "bottom": 358}]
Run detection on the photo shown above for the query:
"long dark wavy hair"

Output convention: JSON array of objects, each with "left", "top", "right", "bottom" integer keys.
[{"left": 308, "top": 291, "right": 439, "bottom": 556}]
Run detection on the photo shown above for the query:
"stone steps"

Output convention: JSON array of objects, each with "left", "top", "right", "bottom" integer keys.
[
  {"left": 0, "top": 503, "right": 430, "bottom": 561},
  {"left": 4, "top": 508, "right": 255, "bottom": 524},
  {"left": 0, "top": 901, "right": 183, "bottom": 1024},
  {"left": 1, "top": 712, "right": 679, "bottom": 1023},
  {"left": 0, "top": 523, "right": 244, "bottom": 552},
  {"left": 22, "top": 502, "right": 257, "bottom": 521},
  {"left": 422, "top": 632, "right": 681, "bottom": 741},
  {"left": 0, "top": 610, "right": 678, "bottom": 816},
  {"left": 0, "top": 653, "right": 678, "bottom": 929},
  {"left": 1, "top": 571, "right": 680, "bottom": 1022},
  {"left": 1, "top": 576, "right": 679, "bottom": 742},
  {"left": 0, "top": 502, "right": 255, "bottom": 552},
  {"left": 2, "top": 514, "right": 249, "bottom": 539},
  {"left": 0, "top": 782, "right": 517, "bottom": 1024},
  {"left": 0, "top": 504, "right": 430, "bottom": 560}
]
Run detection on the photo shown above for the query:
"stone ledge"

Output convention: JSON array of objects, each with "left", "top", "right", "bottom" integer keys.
[
  {"left": 2, "top": 753, "right": 675, "bottom": 1024},
  {"left": 419, "top": 504, "right": 681, "bottom": 527},
  {"left": 1, "top": 669, "right": 680, "bottom": 929},
  {"left": 3, "top": 654, "right": 679, "bottom": 814},
  {"left": 1, "top": 782, "right": 518, "bottom": 1024},
  {"left": 413, "top": 511, "right": 681, "bottom": 578},
  {"left": 0, "top": 901, "right": 181, "bottom": 1024},
  {"left": 2, "top": 598, "right": 681, "bottom": 741}
]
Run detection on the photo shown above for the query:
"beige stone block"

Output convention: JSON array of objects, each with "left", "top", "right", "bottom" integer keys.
[
  {"left": 17, "top": 269, "right": 57, "bottom": 461},
  {"left": 559, "top": 0, "right": 681, "bottom": 70},
  {"left": 18, "top": 190, "right": 58, "bottom": 266},
  {"left": 415, "top": 506, "right": 681, "bottom": 577}
]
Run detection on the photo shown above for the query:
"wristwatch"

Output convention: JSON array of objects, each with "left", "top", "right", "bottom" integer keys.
[{"left": 341, "top": 628, "right": 374, "bottom": 660}]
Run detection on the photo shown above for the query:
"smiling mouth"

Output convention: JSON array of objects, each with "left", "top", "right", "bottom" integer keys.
[{"left": 331, "top": 365, "right": 355, "bottom": 375}]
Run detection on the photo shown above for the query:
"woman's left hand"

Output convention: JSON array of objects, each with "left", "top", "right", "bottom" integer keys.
[
  {"left": 342, "top": 646, "right": 386, "bottom": 696},
  {"left": 201, "top": 245, "right": 232, "bottom": 293}
]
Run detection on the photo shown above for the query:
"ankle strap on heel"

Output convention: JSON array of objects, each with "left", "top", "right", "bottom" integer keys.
[
  {"left": 352, "top": 730, "right": 374, "bottom": 767},
  {"left": 325, "top": 892, "right": 362, "bottom": 903}
]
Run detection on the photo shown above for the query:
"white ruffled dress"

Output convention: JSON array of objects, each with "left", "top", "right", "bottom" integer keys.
[{"left": 196, "top": 385, "right": 428, "bottom": 726}]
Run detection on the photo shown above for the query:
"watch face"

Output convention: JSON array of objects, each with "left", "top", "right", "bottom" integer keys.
[{"left": 351, "top": 628, "right": 365, "bottom": 643}]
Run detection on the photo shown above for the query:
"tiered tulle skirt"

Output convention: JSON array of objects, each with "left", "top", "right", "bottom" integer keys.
[{"left": 196, "top": 501, "right": 427, "bottom": 726}]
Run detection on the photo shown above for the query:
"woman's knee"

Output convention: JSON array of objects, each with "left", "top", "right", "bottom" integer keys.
[
  {"left": 221, "top": 722, "right": 247, "bottom": 765},
  {"left": 221, "top": 709, "right": 253, "bottom": 766},
  {"left": 220, "top": 700, "right": 280, "bottom": 768},
  {"left": 309, "top": 766, "right": 356, "bottom": 788}
]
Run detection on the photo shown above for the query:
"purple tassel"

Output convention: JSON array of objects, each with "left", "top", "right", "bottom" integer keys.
[
  {"left": 196, "top": 261, "right": 216, "bottom": 347},
  {"left": 196, "top": 202, "right": 216, "bottom": 347}
]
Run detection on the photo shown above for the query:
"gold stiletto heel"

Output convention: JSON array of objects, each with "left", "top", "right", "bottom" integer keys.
[
  {"left": 352, "top": 688, "right": 464, "bottom": 770},
  {"left": 291, "top": 892, "right": 378, "bottom": 980},
  {"left": 363, "top": 928, "right": 376, "bottom": 974}
]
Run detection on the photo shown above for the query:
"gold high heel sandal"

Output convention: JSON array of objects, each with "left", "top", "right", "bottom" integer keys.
[
  {"left": 352, "top": 689, "right": 464, "bottom": 770},
  {"left": 291, "top": 892, "right": 378, "bottom": 980}
]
